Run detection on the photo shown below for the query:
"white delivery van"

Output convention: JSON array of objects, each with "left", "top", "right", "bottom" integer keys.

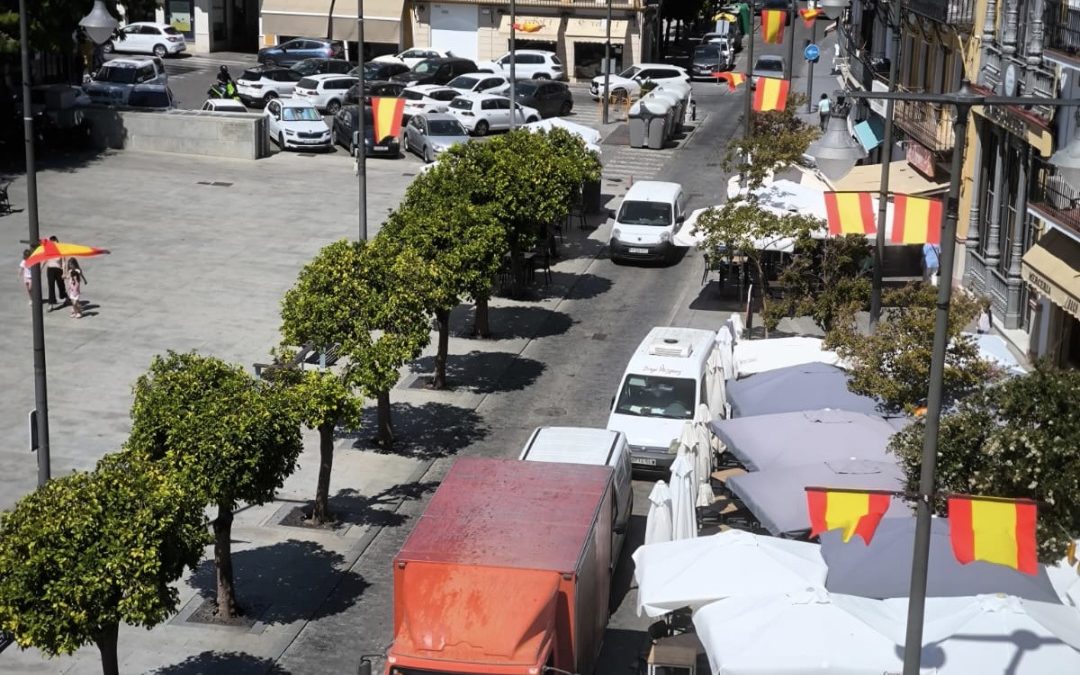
[
  {"left": 609, "top": 180, "right": 688, "bottom": 264},
  {"left": 519, "top": 426, "right": 633, "bottom": 566},
  {"left": 607, "top": 327, "right": 716, "bottom": 475}
]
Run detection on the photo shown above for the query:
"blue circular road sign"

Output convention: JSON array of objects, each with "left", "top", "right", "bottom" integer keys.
[{"left": 804, "top": 43, "right": 820, "bottom": 62}]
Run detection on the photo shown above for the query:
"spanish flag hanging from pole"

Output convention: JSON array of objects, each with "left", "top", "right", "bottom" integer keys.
[
  {"left": 370, "top": 97, "right": 405, "bottom": 144},
  {"left": 824, "top": 192, "right": 876, "bottom": 235},
  {"left": 761, "top": 10, "right": 786, "bottom": 44},
  {"left": 714, "top": 71, "right": 747, "bottom": 92},
  {"left": 890, "top": 195, "right": 943, "bottom": 245},
  {"left": 799, "top": 8, "right": 824, "bottom": 27},
  {"left": 752, "top": 77, "right": 789, "bottom": 112},
  {"left": 948, "top": 495, "right": 1039, "bottom": 575},
  {"left": 806, "top": 487, "right": 893, "bottom": 544}
]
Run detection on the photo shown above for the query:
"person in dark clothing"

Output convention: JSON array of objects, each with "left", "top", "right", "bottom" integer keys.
[{"left": 44, "top": 236, "right": 68, "bottom": 306}]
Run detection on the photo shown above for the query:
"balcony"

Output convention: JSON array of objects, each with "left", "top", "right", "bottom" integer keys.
[
  {"left": 1029, "top": 157, "right": 1080, "bottom": 235},
  {"left": 893, "top": 91, "right": 956, "bottom": 153},
  {"left": 1045, "top": 0, "right": 1080, "bottom": 57},
  {"left": 904, "top": 0, "right": 976, "bottom": 28},
  {"left": 466, "top": 0, "right": 645, "bottom": 8}
]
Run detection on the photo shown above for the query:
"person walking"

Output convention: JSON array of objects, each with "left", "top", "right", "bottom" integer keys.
[
  {"left": 18, "top": 248, "right": 33, "bottom": 304},
  {"left": 45, "top": 236, "right": 68, "bottom": 307},
  {"left": 922, "top": 242, "right": 941, "bottom": 286},
  {"left": 64, "top": 258, "right": 85, "bottom": 319},
  {"left": 818, "top": 94, "right": 831, "bottom": 131}
]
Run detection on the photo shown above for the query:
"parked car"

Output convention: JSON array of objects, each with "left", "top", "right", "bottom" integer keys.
[
  {"left": 124, "top": 84, "right": 175, "bottom": 110},
  {"left": 512, "top": 79, "right": 573, "bottom": 118},
  {"left": 290, "top": 58, "right": 353, "bottom": 77},
  {"left": 345, "top": 79, "right": 406, "bottom": 105},
  {"left": 391, "top": 57, "right": 478, "bottom": 86},
  {"left": 258, "top": 38, "right": 344, "bottom": 67},
  {"left": 102, "top": 22, "right": 186, "bottom": 58},
  {"left": 691, "top": 43, "right": 734, "bottom": 79},
  {"left": 446, "top": 73, "right": 510, "bottom": 95},
  {"left": 331, "top": 104, "right": 401, "bottom": 157},
  {"left": 751, "top": 55, "right": 786, "bottom": 79},
  {"left": 476, "top": 50, "right": 566, "bottom": 80},
  {"left": 265, "top": 99, "right": 331, "bottom": 150},
  {"left": 355, "top": 60, "right": 411, "bottom": 81},
  {"left": 401, "top": 85, "right": 460, "bottom": 117},
  {"left": 590, "top": 63, "right": 690, "bottom": 101},
  {"left": 84, "top": 56, "right": 168, "bottom": 105},
  {"left": 201, "top": 98, "right": 248, "bottom": 113},
  {"left": 293, "top": 73, "right": 359, "bottom": 113},
  {"left": 447, "top": 92, "right": 540, "bottom": 136},
  {"left": 403, "top": 112, "right": 469, "bottom": 163},
  {"left": 373, "top": 48, "right": 453, "bottom": 69},
  {"left": 236, "top": 66, "right": 303, "bottom": 106}
]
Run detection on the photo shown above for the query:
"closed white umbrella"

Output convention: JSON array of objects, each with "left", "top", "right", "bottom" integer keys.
[
  {"left": 677, "top": 421, "right": 700, "bottom": 494},
  {"left": 694, "top": 404, "right": 715, "bottom": 507},
  {"left": 670, "top": 454, "right": 697, "bottom": 540},
  {"left": 644, "top": 480, "right": 674, "bottom": 545},
  {"left": 716, "top": 326, "right": 736, "bottom": 379},
  {"left": 706, "top": 345, "right": 728, "bottom": 419},
  {"left": 726, "top": 314, "right": 744, "bottom": 344}
]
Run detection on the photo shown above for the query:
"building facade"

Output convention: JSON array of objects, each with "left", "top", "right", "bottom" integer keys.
[{"left": 154, "top": 0, "right": 261, "bottom": 53}]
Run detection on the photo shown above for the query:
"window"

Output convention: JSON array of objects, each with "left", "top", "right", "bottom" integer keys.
[
  {"left": 618, "top": 200, "right": 672, "bottom": 226},
  {"left": 136, "top": 64, "right": 156, "bottom": 83},
  {"left": 403, "top": 90, "right": 425, "bottom": 100},
  {"left": 163, "top": 26, "right": 181, "bottom": 36},
  {"left": 428, "top": 119, "right": 465, "bottom": 136},
  {"left": 494, "top": 99, "right": 512, "bottom": 110},
  {"left": 430, "top": 89, "right": 459, "bottom": 101},
  {"left": 614, "top": 375, "right": 696, "bottom": 420},
  {"left": 520, "top": 54, "right": 544, "bottom": 64},
  {"left": 449, "top": 98, "right": 473, "bottom": 110},
  {"left": 481, "top": 99, "right": 498, "bottom": 110},
  {"left": 451, "top": 76, "right": 480, "bottom": 89},
  {"left": 95, "top": 65, "right": 137, "bottom": 83},
  {"left": 282, "top": 106, "right": 321, "bottom": 121}
]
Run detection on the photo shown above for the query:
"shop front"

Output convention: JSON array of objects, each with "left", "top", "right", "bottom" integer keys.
[
  {"left": 1022, "top": 228, "right": 1080, "bottom": 368},
  {"left": 260, "top": 0, "right": 405, "bottom": 57}
]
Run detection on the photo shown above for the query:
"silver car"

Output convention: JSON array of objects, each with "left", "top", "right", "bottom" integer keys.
[{"left": 403, "top": 113, "right": 469, "bottom": 163}]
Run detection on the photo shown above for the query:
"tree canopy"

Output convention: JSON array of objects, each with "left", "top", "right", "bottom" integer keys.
[{"left": 726, "top": 92, "right": 819, "bottom": 189}]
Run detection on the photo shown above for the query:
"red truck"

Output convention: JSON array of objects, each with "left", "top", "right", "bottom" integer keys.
[{"left": 385, "top": 457, "right": 615, "bottom": 675}]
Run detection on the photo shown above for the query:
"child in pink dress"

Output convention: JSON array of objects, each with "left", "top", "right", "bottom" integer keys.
[
  {"left": 64, "top": 258, "right": 85, "bottom": 318},
  {"left": 19, "top": 249, "right": 33, "bottom": 304}
]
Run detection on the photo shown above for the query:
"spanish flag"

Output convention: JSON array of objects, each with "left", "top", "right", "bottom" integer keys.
[
  {"left": 800, "top": 8, "right": 824, "bottom": 27},
  {"left": 948, "top": 495, "right": 1039, "bottom": 575},
  {"left": 512, "top": 21, "right": 543, "bottom": 33},
  {"left": 714, "top": 71, "right": 747, "bottom": 92},
  {"left": 752, "top": 77, "right": 789, "bottom": 112},
  {"left": 891, "top": 195, "right": 943, "bottom": 245},
  {"left": 370, "top": 96, "right": 405, "bottom": 144},
  {"left": 824, "top": 192, "right": 876, "bottom": 236},
  {"left": 806, "top": 487, "right": 892, "bottom": 544},
  {"left": 761, "top": 10, "right": 786, "bottom": 44}
]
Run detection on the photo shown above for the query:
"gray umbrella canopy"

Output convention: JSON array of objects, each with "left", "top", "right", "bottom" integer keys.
[
  {"left": 726, "top": 362, "right": 884, "bottom": 418},
  {"left": 820, "top": 517, "right": 1062, "bottom": 604},
  {"left": 709, "top": 409, "right": 897, "bottom": 472},
  {"left": 726, "top": 459, "right": 908, "bottom": 537}
]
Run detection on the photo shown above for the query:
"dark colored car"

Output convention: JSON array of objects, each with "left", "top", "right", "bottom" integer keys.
[
  {"left": 391, "top": 57, "right": 478, "bottom": 86},
  {"left": 258, "top": 38, "right": 344, "bottom": 67},
  {"left": 290, "top": 58, "right": 353, "bottom": 76},
  {"left": 354, "top": 61, "right": 411, "bottom": 81},
  {"left": 125, "top": 84, "right": 175, "bottom": 110},
  {"left": 345, "top": 79, "right": 406, "bottom": 104},
  {"left": 691, "top": 44, "right": 733, "bottom": 79},
  {"left": 512, "top": 79, "right": 573, "bottom": 118},
  {"left": 332, "top": 104, "right": 401, "bottom": 158}
]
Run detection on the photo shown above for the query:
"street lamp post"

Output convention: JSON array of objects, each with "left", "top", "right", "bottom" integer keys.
[
  {"left": 785, "top": 0, "right": 797, "bottom": 79},
  {"left": 869, "top": 0, "right": 901, "bottom": 330},
  {"left": 356, "top": 0, "right": 368, "bottom": 241},
  {"left": 602, "top": 0, "right": 612, "bottom": 125},
  {"left": 509, "top": 0, "right": 517, "bottom": 130}
]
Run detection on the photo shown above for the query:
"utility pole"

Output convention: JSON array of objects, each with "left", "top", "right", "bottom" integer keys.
[
  {"left": 509, "top": 0, "right": 517, "bottom": 130},
  {"left": 785, "top": 0, "right": 796, "bottom": 79},
  {"left": 805, "top": 15, "right": 817, "bottom": 112},
  {"left": 602, "top": 0, "right": 612, "bottom": 124},
  {"left": 870, "top": 0, "right": 901, "bottom": 329},
  {"left": 356, "top": 0, "right": 367, "bottom": 241},
  {"left": 743, "top": 11, "right": 756, "bottom": 144}
]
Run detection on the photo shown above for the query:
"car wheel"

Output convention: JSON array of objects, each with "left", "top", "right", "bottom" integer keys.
[
  {"left": 263, "top": 91, "right": 278, "bottom": 104},
  {"left": 278, "top": 132, "right": 287, "bottom": 150},
  {"left": 153, "top": 44, "right": 167, "bottom": 58},
  {"left": 423, "top": 145, "right": 434, "bottom": 163},
  {"left": 559, "top": 100, "right": 573, "bottom": 116},
  {"left": 326, "top": 99, "right": 341, "bottom": 114},
  {"left": 102, "top": 40, "right": 114, "bottom": 54},
  {"left": 474, "top": 120, "right": 489, "bottom": 137},
  {"left": 331, "top": 128, "right": 338, "bottom": 147},
  {"left": 534, "top": 73, "right": 550, "bottom": 80},
  {"left": 526, "top": 116, "right": 539, "bottom": 124}
]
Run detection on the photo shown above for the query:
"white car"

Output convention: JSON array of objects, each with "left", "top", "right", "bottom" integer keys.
[
  {"left": 590, "top": 64, "right": 691, "bottom": 101},
  {"left": 446, "top": 73, "right": 511, "bottom": 96},
  {"left": 401, "top": 85, "right": 461, "bottom": 117},
  {"left": 236, "top": 66, "right": 303, "bottom": 106},
  {"left": 265, "top": 99, "right": 331, "bottom": 150},
  {"left": 477, "top": 50, "right": 566, "bottom": 80},
  {"left": 103, "top": 22, "right": 186, "bottom": 58},
  {"left": 293, "top": 73, "right": 358, "bottom": 113},
  {"left": 202, "top": 98, "right": 248, "bottom": 113},
  {"left": 372, "top": 48, "right": 453, "bottom": 70},
  {"left": 447, "top": 92, "right": 541, "bottom": 136}
]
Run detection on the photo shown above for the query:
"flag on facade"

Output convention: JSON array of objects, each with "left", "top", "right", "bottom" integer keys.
[
  {"left": 948, "top": 495, "right": 1039, "bottom": 575},
  {"left": 512, "top": 21, "right": 544, "bottom": 33},
  {"left": 890, "top": 195, "right": 943, "bottom": 244},
  {"left": 370, "top": 97, "right": 405, "bottom": 143},
  {"left": 824, "top": 192, "right": 876, "bottom": 235},
  {"left": 761, "top": 10, "right": 787, "bottom": 44},
  {"left": 713, "top": 71, "right": 747, "bottom": 92},
  {"left": 752, "top": 77, "right": 789, "bottom": 112},
  {"left": 806, "top": 487, "right": 892, "bottom": 544},
  {"left": 800, "top": 8, "right": 824, "bottom": 27}
]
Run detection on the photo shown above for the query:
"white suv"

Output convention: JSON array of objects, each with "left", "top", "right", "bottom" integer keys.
[
  {"left": 236, "top": 66, "right": 303, "bottom": 106},
  {"left": 293, "top": 73, "right": 358, "bottom": 113},
  {"left": 104, "top": 22, "right": 186, "bottom": 58},
  {"left": 446, "top": 73, "right": 511, "bottom": 95},
  {"left": 591, "top": 64, "right": 690, "bottom": 101},
  {"left": 477, "top": 50, "right": 566, "bottom": 80},
  {"left": 447, "top": 93, "right": 540, "bottom": 136},
  {"left": 401, "top": 85, "right": 461, "bottom": 117}
]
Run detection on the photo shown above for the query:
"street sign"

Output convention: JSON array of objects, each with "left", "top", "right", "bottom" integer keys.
[{"left": 804, "top": 43, "right": 820, "bottom": 63}]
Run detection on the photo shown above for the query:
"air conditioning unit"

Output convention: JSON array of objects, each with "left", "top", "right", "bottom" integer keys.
[
  {"left": 649, "top": 338, "right": 693, "bottom": 358},
  {"left": 1046, "top": 174, "right": 1077, "bottom": 211}
]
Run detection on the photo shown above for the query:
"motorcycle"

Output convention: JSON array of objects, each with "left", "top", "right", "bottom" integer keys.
[{"left": 207, "top": 81, "right": 241, "bottom": 101}]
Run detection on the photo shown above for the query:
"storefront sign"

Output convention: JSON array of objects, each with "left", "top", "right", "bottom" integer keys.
[
  {"left": 869, "top": 79, "right": 888, "bottom": 118},
  {"left": 906, "top": 141, "right": 936, "bottom": 179},
  {"left": 982, "top": 103, "right": 1030, "bottom": 139}
]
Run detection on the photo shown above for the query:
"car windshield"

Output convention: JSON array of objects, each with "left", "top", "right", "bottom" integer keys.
[
  {"left": 618, "top": 66, "right": 641, "bottom": 78},
  {"left": 282, "top": 106, "right": 321, "bottom": 121},
  {"left": 515, "top": 82, "right": 539, "bottom": 95},
  {"left": 214, "top": 103, "right": 246, "bottom": 112},
  {"left": 618, "top": 200, "right": 672, "bottom": 226},
  {"left": 128, "top": 90, "right": 169, "bottom": 107},
  {"left": 428, "top": 119, "right": 466, "bottom": 135},
  {"left": 448, "top": 98, "right": 472, "bottom": 110},
  {"left": 403, "top": 90, "right": 425, "bottom": 100},
  {"left": 164, "top": 26, "right": 182, "bottom": 35},
  {"left": 94, "top": 66, "right": 137, "bottom": 84},
  {"left": 755, "top": 59, "right": 783, "bottom": 72},
  {"left": 450, "top": 76, "right": 479, "bottom": 88},
  {"left": 694, "top": 47, "right": 723, "bottom": 59},
  {"left": 240, "top": 69, "right": 263, "bottom": 80},
  {"left": 292, "top": 60, "right": 319, "bottom": 75},
  {"left": 412, "top": 61, "right": 437, "bottom": 74},
  {"left": 615, "top": 375, "right": 695, "bottom": 420}
]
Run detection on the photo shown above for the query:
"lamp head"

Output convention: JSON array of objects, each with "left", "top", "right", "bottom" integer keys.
[
  {"left": 809, "top": 105, "right": 866, "bottom": 181},
  {"left": 79, "top": 0, "right": 119, "bottom": 46}
]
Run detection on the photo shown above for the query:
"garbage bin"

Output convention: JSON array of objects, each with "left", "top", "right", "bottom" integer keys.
[
  {"left": 628, "top": 100, "right": 668, "bottom": 148},
  {"left": 647, "top": 89, "right": 684, "bottom": 135},
  {"left": 646, "top": 113, "right": 668, "bottom": 149},
  {"left": 583, "top": 178, "right": 602, "bottom": 214}
]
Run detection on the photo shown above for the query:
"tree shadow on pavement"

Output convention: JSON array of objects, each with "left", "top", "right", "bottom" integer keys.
[
  {"left": 451, "top": 305, "right": 575, "bottom": 340},
  {"left": 154, "top": 651, "right": 292, "bottom": 675},
  {"left": 352, "top": 401, "right": 489, "bottom": 460},
  {"left": 597, "top": 627, "right": 651, "bottom": 675},
  {"left": 322, "top": 481, "right": 440, "bottom": 528},
  {"left": 189, "top": 539, "right": 369, "bottom": 625},
  {"left": 409, "top": 351, "right": 545, "bottom": 394},
  {"left": 546, "top": 271, "right": 614, "bottom": 301},
  {"left": 610, "top": 513, "right": 646, "bottom": 614}
]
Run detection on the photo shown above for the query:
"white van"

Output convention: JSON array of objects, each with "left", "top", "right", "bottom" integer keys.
[
  {"left": 606, "top": 327, "right": 717, "bottom": 474},
  {"left": 519, "top": 426, "right": 633, "bottom": 565},
  {"left": 609, "top": 181, "right": 688, "bottom": 263}
]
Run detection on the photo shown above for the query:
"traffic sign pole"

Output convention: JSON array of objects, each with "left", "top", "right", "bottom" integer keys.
[{"left": 805, "top": 22, "right": 818, "bottom": 114}]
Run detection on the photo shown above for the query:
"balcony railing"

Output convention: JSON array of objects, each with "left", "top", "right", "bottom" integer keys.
[
  {"left": 461, "top": 0, "right": 646, "bottom": 8},
  {"left": 1029, "top": 157, "right": 1080, "bottom": 234},
  {"left": 904, "top": 0, "right": 976, "bottom": 28},
  {"left": 1045, "top": 0, "right": 1080, "bottom": 57},
  {"left": 893, "top": 89, "right": 956, "bottom": 153}
]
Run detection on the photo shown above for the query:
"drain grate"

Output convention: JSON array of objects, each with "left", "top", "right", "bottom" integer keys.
[
  {"left": 591, "top": 333, "right": 608, "bottom": 341},
  {"left": 195, "top": 181, "right": 233, "bottom": 187}
]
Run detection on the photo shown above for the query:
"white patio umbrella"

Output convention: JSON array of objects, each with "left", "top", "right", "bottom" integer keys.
[
  {"left": 677, "top": 422, "right": 700, "bottom": 494},
  {"left": 732, "top": 336, "right": 844, "bottom": 378},
  {"left": 715, "top": 326, "right": 736, "bottom": 379},
  {"left": 632, "top": 530, "right": 826, "bottom": 617},
  {"left": 670, "top": 454, "right": 697, "bottom": 540},
  {"left": 726, "top": 314, "right": 744, "bottom": 344},
  {"left": 644, "top": 480, "right": 674, "bottom": 545},
  {"left": 706, "top": 345, "right": 728, "bottom": 419},
  {"left": 693, "top": 404, "right": 715, "bottom": 506},
  {"left": 693, "top": 589, "right": 906, "bottom": 674}
]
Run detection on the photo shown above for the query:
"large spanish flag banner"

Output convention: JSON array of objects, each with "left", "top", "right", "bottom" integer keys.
[
  {"left": 948, "top": 495, "right": 1039, "bottom": 575},
  {"left": 371, "top": 97, "right": 405, "bottom": 143},
  {"left": 891, "top": 195, "right": 943, "bottom": 245},
  {"left": 714, "top": 71, "right": 747, "bottom": 92},
  {"left": 800, "top": 8, "right": 824, "bottom": 27},
  {"left": 824, "top": 192, "right": 876, "bottom": 236},
  {"left": 761, "top": 10, "right": 786, "bottom": 44},
  {"left": 806, "top": 487, "right": 892, "bottom": 544},
  {"left": 753, "top": 77, "right": 789, "bottom": 112}
]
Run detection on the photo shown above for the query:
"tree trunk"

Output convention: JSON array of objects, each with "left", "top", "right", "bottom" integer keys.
[
  {"left": 509, "top": 249, "right": 526, "bottom": 298},
  {"left": 473, "top": 295, "right": 492, "bottom": 338},
  {"left": 753, "top": 257, "right": 770, "bottom": 339},
  {"left": 94, "top": 621, "right": 120, "bottom": 675},
  {"left": 376, "top": 390, "right": 395, "bottom": 446},
  {"left": 432, "top": 308, "right": 451, "bottom": 390},
  {"left": 213, "top": 504, "right": 240, "bottom": 617},
  {"left": 312, "top": 423, "right": 335, "bottom": 525}
]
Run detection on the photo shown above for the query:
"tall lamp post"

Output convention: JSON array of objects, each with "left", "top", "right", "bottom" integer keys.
[
  {"left": 602, "top": 0, "right": 612, "bottom": 124},
  {"left": 509, "top": 0, "right": 517, "bottom": 130},
  {"left": 822, "top": 82, "right": 1080, "bottom": 675},
  {"left": 356, "top": 0, "right": 368, "bottom": 241}
]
